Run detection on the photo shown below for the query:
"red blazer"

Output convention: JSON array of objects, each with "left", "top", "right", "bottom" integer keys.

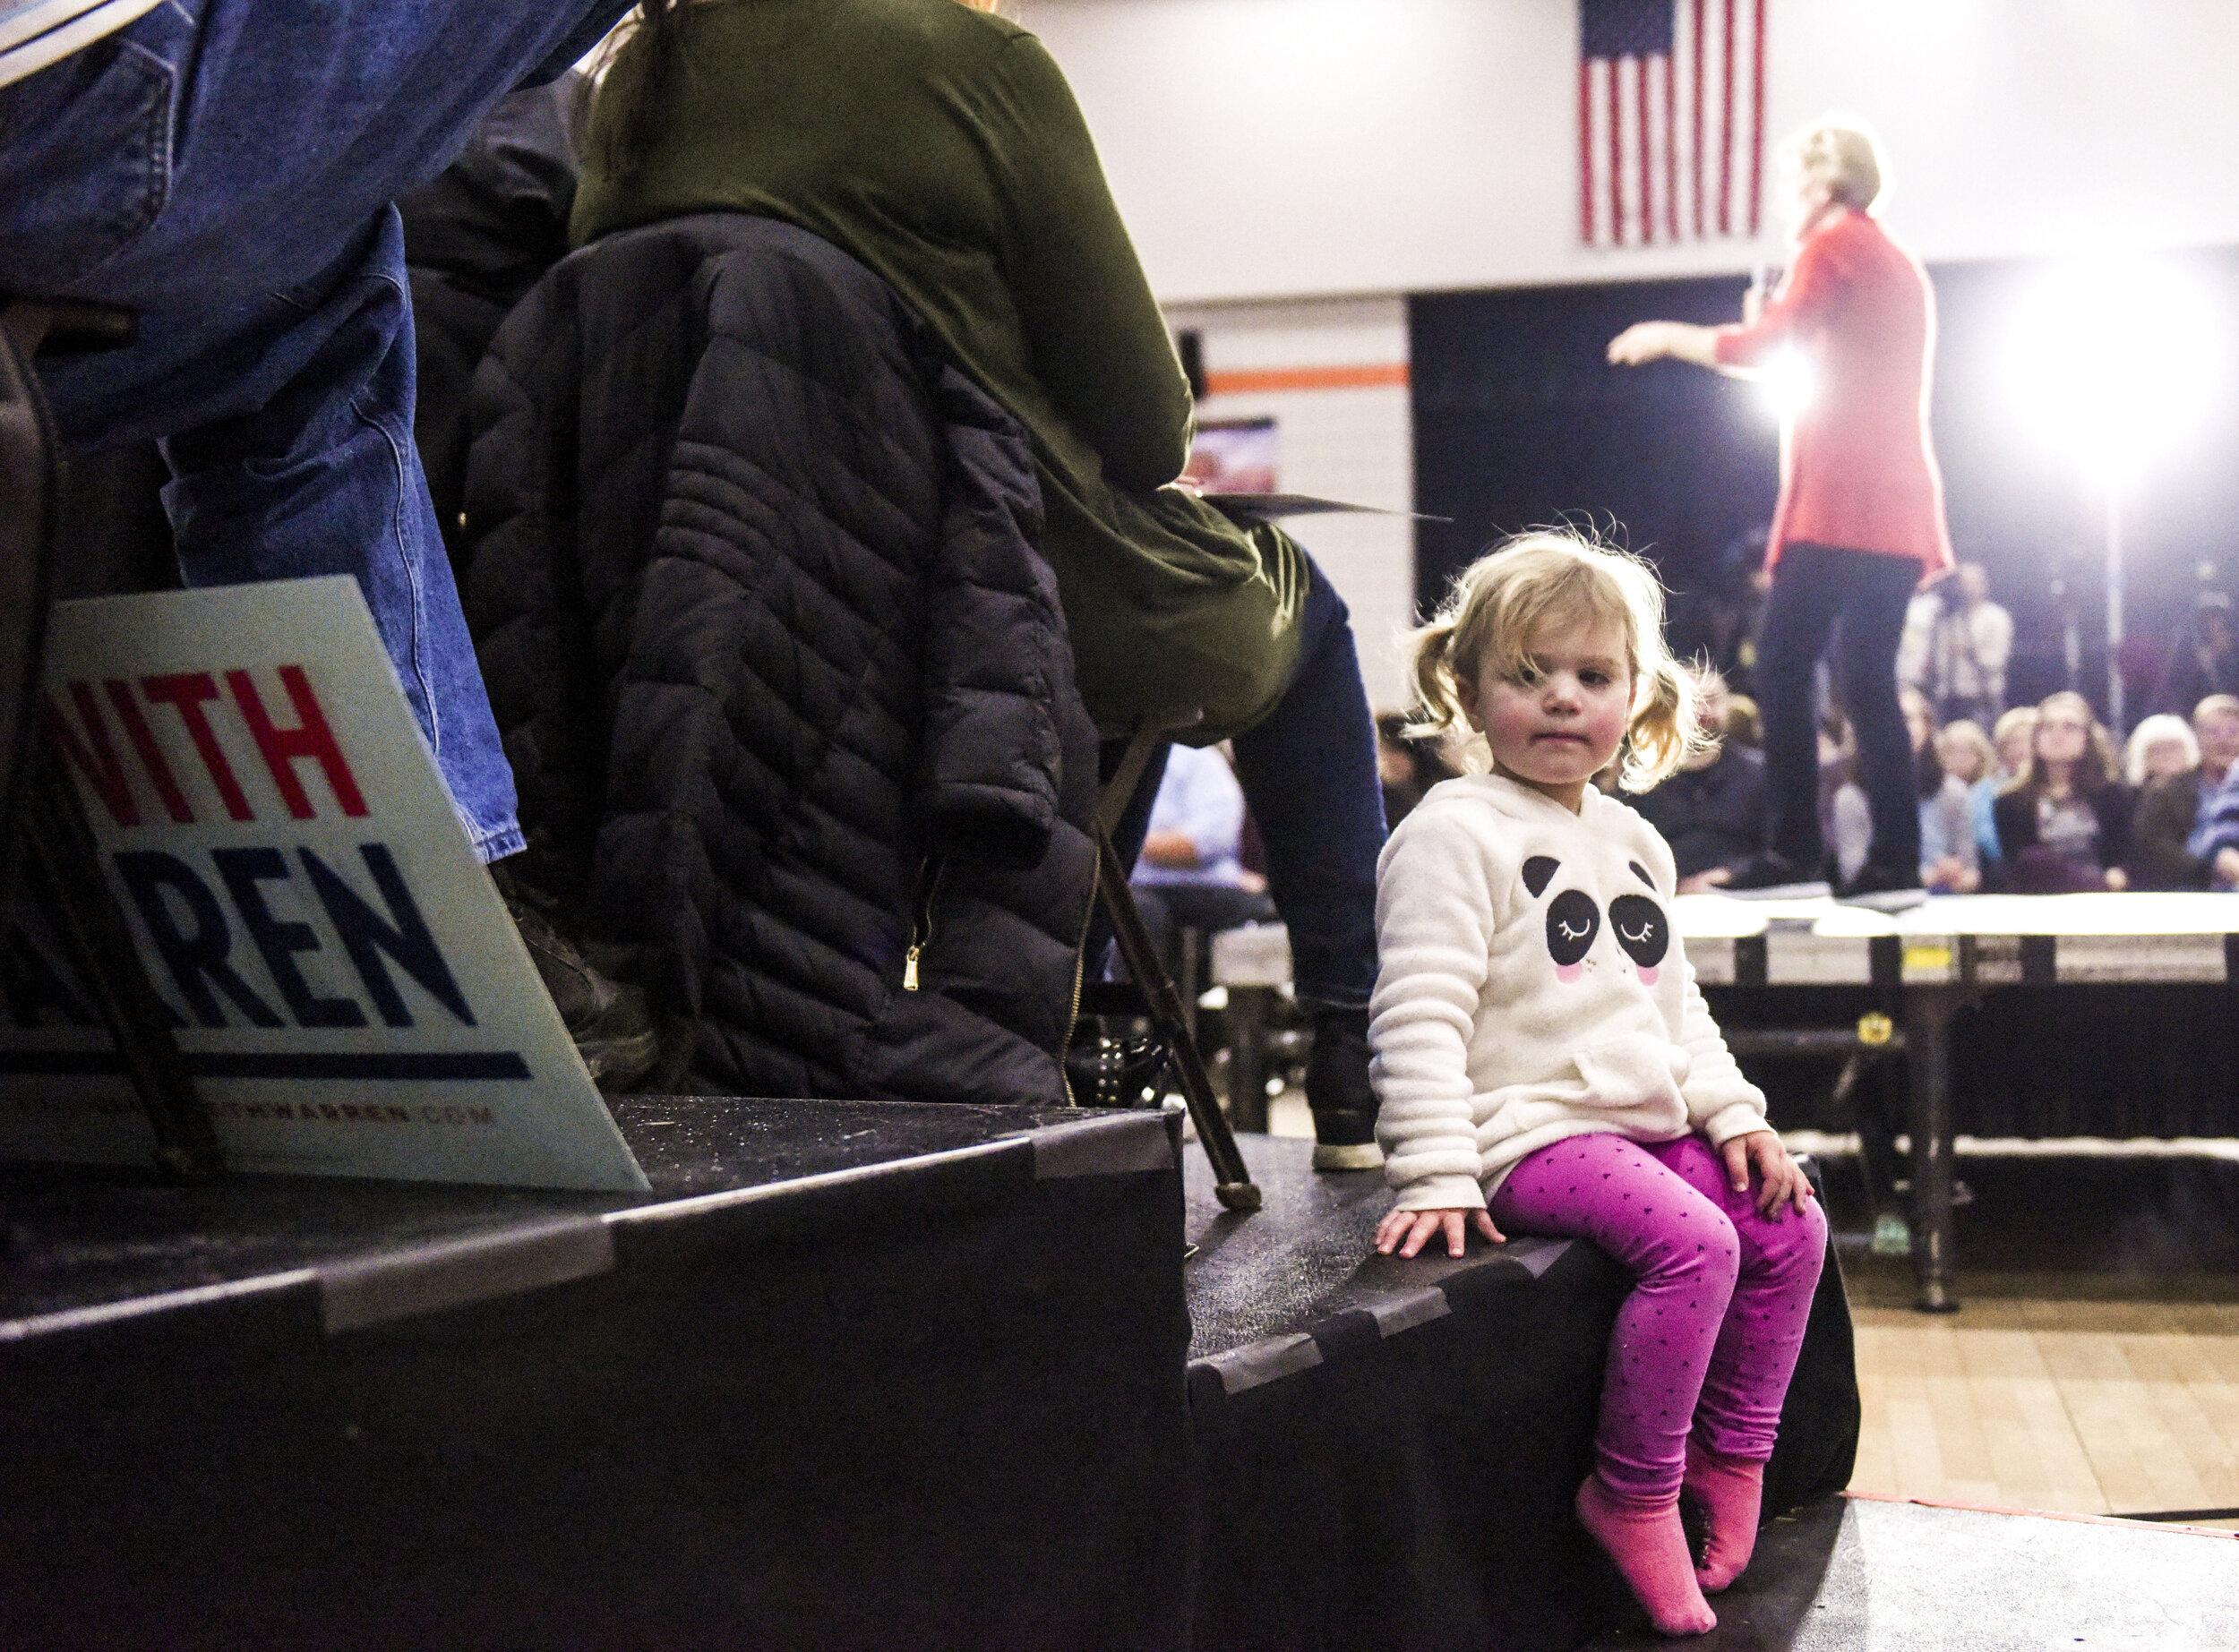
[{"left": 1714, "top": 209, "right": 1953, "bottom": 577}]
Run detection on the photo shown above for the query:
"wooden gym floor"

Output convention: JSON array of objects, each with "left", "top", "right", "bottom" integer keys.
[{"left": 1268, "top": 1091, "right": 2239, "bottom": 1532}]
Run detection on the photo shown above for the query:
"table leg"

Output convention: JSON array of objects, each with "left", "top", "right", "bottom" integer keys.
[
  {"left": 1225, "top": 987, "right": 1272, "bottom": 1135},
  {"left": 1903, "top": 984, "right": 1961, "bottom": 1314}
]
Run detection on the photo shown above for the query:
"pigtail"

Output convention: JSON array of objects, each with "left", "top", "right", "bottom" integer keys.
[
  {"left": 1403, "top": 611, "right": 1470, "bottom": 742},
  {"left": 1616, "top": 651, "right": 1703, "bottom": 792}
]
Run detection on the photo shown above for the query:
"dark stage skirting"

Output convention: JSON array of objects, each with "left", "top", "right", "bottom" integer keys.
[
  {"left": 3, "top": 1108, "right": 1860, "bottom": 1652},
  {"left": 1713, "top": 984, "right": 2239, "bottom": 1141},
  {"left": 0, "top": 1099, "right": 1192, "bottom": 1652},
  {"left": 1183, "top": 1135, "right": 1860, "bottom": 1652}
]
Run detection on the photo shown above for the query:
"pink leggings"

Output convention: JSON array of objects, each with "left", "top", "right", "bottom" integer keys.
[{"left": 1490, "top": 1133, "right": 1827, "bottom": 1503}]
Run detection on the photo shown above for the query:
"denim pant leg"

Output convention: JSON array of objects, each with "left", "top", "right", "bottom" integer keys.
[
  {"left": 1228, "top": 556, "right": 1385, "bottom": 1009},
  {"left": 0, "top": 0, "right": 631, "bottom": 863},
  {"left": 160, "top": 210, "right": 522, "bottom": 860},
  {"left": 1834, "top": 552, "right": 1926, "bottom": 878}
]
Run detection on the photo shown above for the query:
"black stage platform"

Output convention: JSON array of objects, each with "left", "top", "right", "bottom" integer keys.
[
  {"left": 1182, "top": 1134, "right": 1860, "bottom": 1652},
  {"left": 5, "top": 1107, "right": 1867, "bottom": 1651},
  {"left": 0, "top": 1098, "right": 1191, "bottom": 1652},
  {"left": 1584, "top": 1493, "right": 2239, "bottom": 1649}
]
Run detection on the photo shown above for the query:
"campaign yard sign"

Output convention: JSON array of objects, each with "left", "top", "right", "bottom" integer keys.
[{"left": 0, "top": 578, "right": 649, "bottom": 1193}]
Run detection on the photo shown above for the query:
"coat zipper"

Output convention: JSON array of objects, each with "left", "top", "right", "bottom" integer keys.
[
  {"left": 906, "top": 852, "right": 1097, "bottom": 1108},
  {"left": 904, "top": 857, "right": 947, "bottom": 990}
]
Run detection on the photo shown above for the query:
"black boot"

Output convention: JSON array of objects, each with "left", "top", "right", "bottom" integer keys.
[
  {"left": 1305, "top": 1006, "right": 1381, "bottom": 1171},
  {"left": 492, "top": 864, "right": 659, "bottom": 1091}
]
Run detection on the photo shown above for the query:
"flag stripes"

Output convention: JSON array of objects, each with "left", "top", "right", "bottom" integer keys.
[{"left": 1578, "top": 0, "right": 1764, "bottom": 248}]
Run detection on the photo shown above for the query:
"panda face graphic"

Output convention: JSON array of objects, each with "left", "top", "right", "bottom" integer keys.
[
  {"left": 1523, "top": 856, "right": 1669, "bottom": 985},
  {"left": 1544, "top": 890, "right": 1600, "bottom": 979},
  {"left": 1609, "top": 894, "right": 1669, "bottom": 983}
]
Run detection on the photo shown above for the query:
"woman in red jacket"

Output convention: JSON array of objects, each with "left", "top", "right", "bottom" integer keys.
[{"left": 1609, "top": 117, "right": 1952, "bottom": 898}]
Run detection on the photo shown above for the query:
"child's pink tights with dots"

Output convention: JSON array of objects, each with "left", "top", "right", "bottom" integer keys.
[{"left": 1491, "top": 1131, "right": 1826, "bottom": 1621}]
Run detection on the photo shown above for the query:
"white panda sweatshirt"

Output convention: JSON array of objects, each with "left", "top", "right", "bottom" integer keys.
[{"left": 1371, "top": 773, "right": 1769, "bottom": 1212}]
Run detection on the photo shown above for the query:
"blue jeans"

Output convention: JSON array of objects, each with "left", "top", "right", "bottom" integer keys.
[
  {"left": 0, "top": 0, "right": 626, "bottom": 860},
  {"left": 1114, "top": 556, "right": 1385, "bottom": 1010}
]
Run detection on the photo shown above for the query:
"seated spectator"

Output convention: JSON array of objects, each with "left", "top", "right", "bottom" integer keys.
[
  {"left": 2122, "top": 714, "right": 2199, "bottom": 790},
  {"left": 1631, "top": 666, "right": 1767, "bottom": 893},
  {"left": 2190, "top": 758, "right": 2239, "bottom": 890},
  {"left": 1935, "top": 716, "right": 1995, "bottom": 879},
  {"left": 1824, "top": 691, "right": 1975, "bottom": 892},
  {"left": 1972, "top": 706, "right": 2037, "bottom": 885},
  {"left": 1935, "top": 718, "right": 1995, "bottom": 790},
  {"left": 1129, "top": 745, "right": 1277, "bottom": 981},
  {"left": 1903, "top": 688, "right": 1978, "bottom": 892},
  {"left": 1992, "top": 691, "right": 2132, "bottom": 892},
  {"left": 2130, "top": 695, "right": 2239, "bottom": 890},
  {"left": 2155, "top": 591, "right": 2237, "bottom": 718},
  {"left": 567, "top": 0, "right": 1387, "bottom": 1160},
  {"left": 1376, "top": 711, "right": 1462, "bottom": 829}
]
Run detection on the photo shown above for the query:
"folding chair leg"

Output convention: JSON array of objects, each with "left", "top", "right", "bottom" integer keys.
[
  {"left": 1094, "top": 825, "right": 1260, "bottom": 1213},
  {"left": 21, "top": 744, "right": 221, "bottom": 1178},
  {"left": 3, "top": 297, "right": 218, "bottom": 1180}
]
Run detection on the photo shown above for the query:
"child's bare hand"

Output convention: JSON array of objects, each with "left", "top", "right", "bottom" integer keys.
[
  {"left": 1375, "top": 1205, "right": 1502, "bottom": 1258},
  {"left": 1720, "top": 1130, "right": 1814, "bottom": 1220}
]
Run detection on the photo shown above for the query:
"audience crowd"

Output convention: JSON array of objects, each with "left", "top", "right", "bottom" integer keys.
[
  {"left": 1583, "top": 676, "right": 2239, "bottom": 894},
  {"left": 1541, "top": 552, "right": 2239, "bottom": 895}
]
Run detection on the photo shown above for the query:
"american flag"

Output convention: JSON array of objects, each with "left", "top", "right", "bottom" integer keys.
[{"left": 1578, "top": 0, "right": 1766, "bottom": 248}]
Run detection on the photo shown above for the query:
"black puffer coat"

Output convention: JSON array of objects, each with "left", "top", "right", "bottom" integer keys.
[{"left": 460, "top": 214, "right": 1099, "bottom": 1105}]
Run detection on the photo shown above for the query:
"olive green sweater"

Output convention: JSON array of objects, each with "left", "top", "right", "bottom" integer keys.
[{"left": 571, "top": 0, "right": 1305, "bottom": 741}]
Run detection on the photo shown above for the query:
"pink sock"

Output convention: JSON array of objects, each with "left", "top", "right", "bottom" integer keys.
[
  {"left": 1574, "top": 1474, "right": 1716, "bottom": 1637},
  {"left": 1684, "top": 1438, "right": 1766, "bottom": 1593}
]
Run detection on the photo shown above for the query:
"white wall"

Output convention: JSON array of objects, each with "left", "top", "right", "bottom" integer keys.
[
  {"left": 1013, "top": 0, "right": 2239, "bottom": 302},
  {"left": 1166, "top": 297, "right": 1419, "bottom": 711}
]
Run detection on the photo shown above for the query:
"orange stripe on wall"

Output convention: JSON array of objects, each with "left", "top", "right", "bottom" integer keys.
[{"left": 1202, "top": 363, "right": 1411, "bottom": 395}]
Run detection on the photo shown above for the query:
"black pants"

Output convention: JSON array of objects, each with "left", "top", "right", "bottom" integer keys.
[
  {"left": 1758, "top": 544, "right": 1922, "bottom": 877},
  {"left": 1101, "top": 557, "right": 1383, "bottom": 1010}
]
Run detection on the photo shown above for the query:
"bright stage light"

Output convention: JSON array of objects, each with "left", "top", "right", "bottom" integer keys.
[
  {"left": 2004, "top": 256, "right": 2220, "bottom": 479},
  {"left": 1754, "top": 347, "right": 1814, "bottom": 421},
  {"left": 2003, "top": 254, "right": 2221, "bottom": 732}
]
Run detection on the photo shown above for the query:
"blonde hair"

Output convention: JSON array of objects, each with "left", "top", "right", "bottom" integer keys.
[
  {"left": 1404, "top": 530, "right": 1701, "bottom": 792},
  {"left": 1935, "top": 718, "right": 1995, "bottom": 785},
  {"left": 1990, "top": 703, "right": 2038, "bottom": 760},
  {"left": 1780, "top": 115, "right": 1885, "bottom": 211}
]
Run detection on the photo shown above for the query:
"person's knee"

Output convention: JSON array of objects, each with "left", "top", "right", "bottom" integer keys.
[
  {"left": 1645, "top": 1201, "right": 1740, "bottom": 1293},
  {"left": 1754, "top": 1194, "right": 1829, "bottom": 1281}
]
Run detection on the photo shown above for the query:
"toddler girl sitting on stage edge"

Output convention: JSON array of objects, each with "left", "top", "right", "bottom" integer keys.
[{"left": 1369, "top": 532, "right": 1826, "bottom": 1637}]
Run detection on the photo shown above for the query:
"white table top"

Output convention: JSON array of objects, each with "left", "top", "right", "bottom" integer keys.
[
  {"left": 1208, "top": 894, "right": 2239, "bottom": 990},
  {"left": 1673, "top": 891, "right": 2239, "bottom": 939}
]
